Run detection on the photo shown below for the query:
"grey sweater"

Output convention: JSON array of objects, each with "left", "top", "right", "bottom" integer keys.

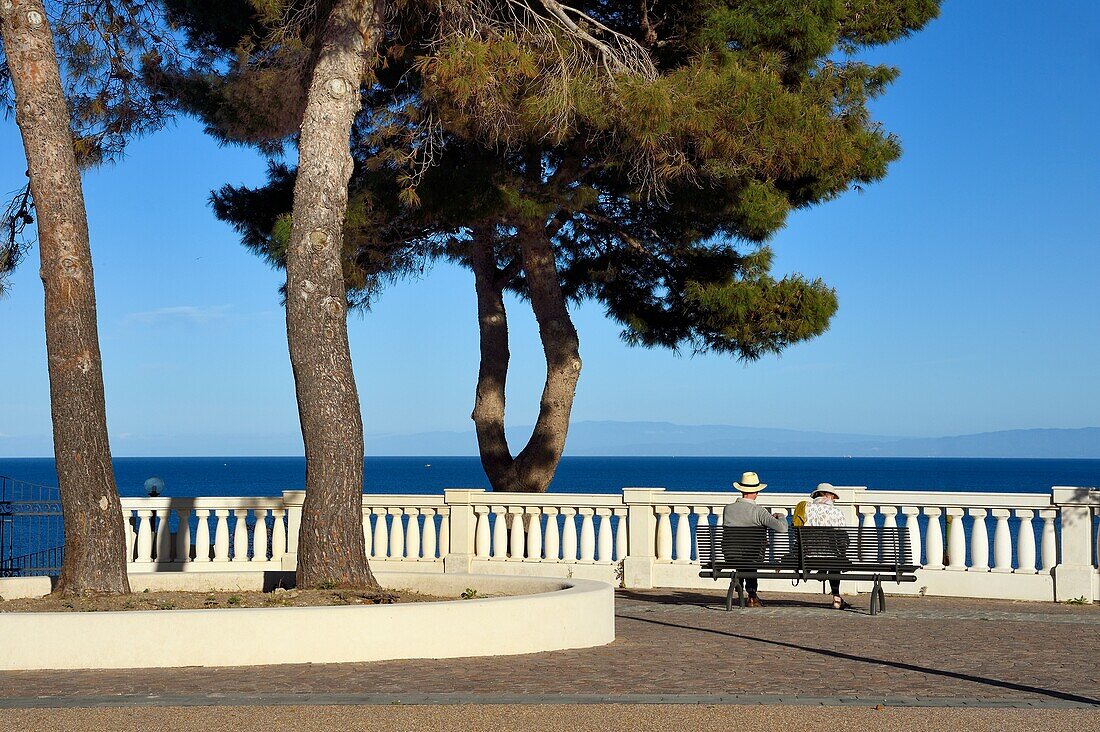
[{"left": 722, "top": 497, "right": 789, "bottom": 533}]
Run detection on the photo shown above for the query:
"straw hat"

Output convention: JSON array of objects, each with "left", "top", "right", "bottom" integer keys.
[
  {"left": 733, "top": 471, "right": 767, "bottom": 492},
  {"left": 811, "top": 482, "right": 839, "bottom": 499}
]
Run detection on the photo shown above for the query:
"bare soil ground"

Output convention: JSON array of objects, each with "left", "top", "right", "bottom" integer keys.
[{"left": 0, "top": 587, "right": 448, "bottom": 613}]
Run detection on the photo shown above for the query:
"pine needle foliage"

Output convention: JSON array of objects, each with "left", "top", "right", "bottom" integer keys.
[{"left": 163, "top": 0, "right": 940, "bottom": 356}]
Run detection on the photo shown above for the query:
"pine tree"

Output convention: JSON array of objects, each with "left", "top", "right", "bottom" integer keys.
[
  {"left": 163, "top": 0, "right": 940, "bottom": 494},
  {"left": 0, "top": 0, "right": 176, "bottom": 593}
]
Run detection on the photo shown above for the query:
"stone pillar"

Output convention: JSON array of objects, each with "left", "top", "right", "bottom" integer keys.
[
  {"left": 1052, "top": 487, "right": 1097, "bottom": 603},
  {"left": 622, "top": 487, "right": 663, "bottom": 589},
  {"left": 442, "top": 489, "right": 486, "bottom": 574},
  {"left": 281, "top": 491, "right": 305, "bottom": 571}
]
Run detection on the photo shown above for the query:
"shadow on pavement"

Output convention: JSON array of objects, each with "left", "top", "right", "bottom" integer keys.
[{"left": 619, "top": 613, "right": 1100, "bottom": 707}]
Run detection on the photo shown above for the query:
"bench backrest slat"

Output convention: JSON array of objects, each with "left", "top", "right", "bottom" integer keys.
[{"left": 697, "top": 525, "right": 913, "bottom": 569}]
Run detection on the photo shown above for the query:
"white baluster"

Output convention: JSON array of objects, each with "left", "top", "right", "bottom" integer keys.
[
  {"left": 561, "top": 508, "right": 578, "bottom": 561},
  {"left": 474, "top": 507, "right": 490, "bottom": 558},
  {"left": 508, "top": 507, "right": 526, "bottom": 560},
  {"left": 193, "top": 508, "right": 211, "bottom": 562},
  {"left": 991, "top": 508, "right": 1012, "bottom": 572},
  {"left": 213, "top": 509, "right": 231, "bottom": 562},
  {"left": 361, "top": 508, "right": 373, "bottom": 557},
  {"left": 1040, "top": 509, "right": 1057, "bottom": 572},
  {"left": 692, "top": 507, "right": 710, "bottom": 564},
  {"left": 543, "top": 508, "right": 560, "bottom": 561},
  {"left": 155, "top": 508, "right": 171, "bottom": 563},
  {"left": 614, "top": 508, "right": 628, "bottom": 562},
  {"left": 655, "top": 507, "right": 673, "bottom": 561},
  {"left": 253, "top": 508, "right": 269, "bottom": 562},
  {"left": 405, "top": 509, "right": 421, "bottom": 560},
  {"left": 579, "top": 509, "right": 596, "bottom": 562},
  {"left": 527, "top": 508, "right": 543, "bottom": 560},
  {"left": 135, "top": 509, "right": 154, "bottom": 563},
  {"left": 270, "top": 508, "right": 286, "bottom": 562},
  {"left": 174, "top": 509, "right": 191, "bottom": 563},
  {"left": 968, "top": 508, "right": 989, "bottom": 571},
  {"left": 421, "top": 508, "right": 437, "bottom": 560},
  {"left": 881, "top": 506, "right": 898, "bottom": 529},
  {"left": 673, "top": 506, "right": 691, "bottom": 564},
  {"left": 373, "top": 508, "right": 389, "bottom": 559},
  {"left": 901, "top": 507, "right": 922, "bottom": 567},
  {"left": 596, "top": 508, "right": 613, "bottom": 563},
  {"left": 388, "top": 508, "right": 405, "bottom": 559},
  {"left": 437, "top": 509, "right": 450, "bottom": 559},
  {"left": 1016, "top": 509, "right": 1036, "bottom": 573},
  {"left": 946, "top": 508, "right": 967, "bottom": 570},
  {"left": 858, "top": 506, "right": 878, "bottom": 562},
  {"left": 924, "top": 508, "right": 944, "bottom": 570},
  {"left": 491, "top": 506, "right": 508, "bottom": 560},
  {"left": 232, "top": 508, "right": 250, "bottom": 562},
  {"left": 124, "top": 510, "right": 135, "bottom": 562}
]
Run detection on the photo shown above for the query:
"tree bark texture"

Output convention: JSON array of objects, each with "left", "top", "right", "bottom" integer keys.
[
  {"left": 469, "top": 224, "right": 582, "bottom": 492},
  {"left": 0, "top": 0, "right": 130, "bottom": 594},
  {"left": 285, "top": 0, "right": 384, "bottom": 588}
]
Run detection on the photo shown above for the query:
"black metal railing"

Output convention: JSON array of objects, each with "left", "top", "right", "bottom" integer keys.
[{"left": 0, "top": 475, "right": 64, "bottom": 577}]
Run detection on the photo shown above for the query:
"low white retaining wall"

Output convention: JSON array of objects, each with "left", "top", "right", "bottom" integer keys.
[
  {"left": 0, "top": 572, "right": 614, "bottom": 671},
  {"left": 119, "top": 486, "right": 1100, "bottom": 603}
]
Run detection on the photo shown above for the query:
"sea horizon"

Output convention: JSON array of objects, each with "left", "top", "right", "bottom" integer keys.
[{"left": 3, "top": 455, "right": 1098, "bottom": 498}]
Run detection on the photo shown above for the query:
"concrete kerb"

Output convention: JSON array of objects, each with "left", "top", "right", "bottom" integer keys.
[{"left": 0, "top": 572, "right": 615, "bottom": 671}]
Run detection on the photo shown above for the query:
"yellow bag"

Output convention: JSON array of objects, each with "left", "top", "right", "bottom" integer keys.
[{"left": 793, "top": 500, "right": 809, "bottom": 527}]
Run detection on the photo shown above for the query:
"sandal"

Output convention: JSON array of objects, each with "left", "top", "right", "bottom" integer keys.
[{"left": 832, "top": 597, "right": 852, "bottom": 611}]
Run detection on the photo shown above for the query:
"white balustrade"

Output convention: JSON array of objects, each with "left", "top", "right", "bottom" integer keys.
[{"left": 115, "top": 486, "right": 1091, "bottom": 602}]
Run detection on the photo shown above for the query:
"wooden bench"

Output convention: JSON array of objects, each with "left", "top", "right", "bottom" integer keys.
[{"left": 697, "top": 525, "right": 919, "bottom": 614}]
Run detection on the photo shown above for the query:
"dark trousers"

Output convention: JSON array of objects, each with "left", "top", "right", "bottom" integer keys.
[
  {"left": 829, "top": 579, "right": 841, "bottom": 596},
  {"left": 744, "top": 577, "right": 758, "bottom": 596}
]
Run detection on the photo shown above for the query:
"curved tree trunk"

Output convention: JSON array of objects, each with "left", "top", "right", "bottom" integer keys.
[
  {"left": 286, "top": 0, "right": 384, "bottom": 589},
  {"left": 469, "top": 223, "right": 582, "bottom": 493},
  {"left": 1, "top": 0, "right": 129, "bottom": 594}
]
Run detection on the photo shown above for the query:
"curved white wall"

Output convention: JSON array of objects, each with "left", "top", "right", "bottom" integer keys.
[{"left": 0, "top": 572, "right": 614, "bottom": 671}]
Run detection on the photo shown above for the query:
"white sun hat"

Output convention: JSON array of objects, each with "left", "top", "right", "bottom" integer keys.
[{"left": 733, "top": 471, "right": 767, "bottom": 492}]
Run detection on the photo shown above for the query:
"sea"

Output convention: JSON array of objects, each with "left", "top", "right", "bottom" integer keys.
[{"left": 1, "top": 456, "right": 1098, "bottom": 497}]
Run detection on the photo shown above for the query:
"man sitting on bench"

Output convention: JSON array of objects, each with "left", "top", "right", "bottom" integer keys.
[{"left": 722, "top": 471, "right": 788, "bottom": 607}]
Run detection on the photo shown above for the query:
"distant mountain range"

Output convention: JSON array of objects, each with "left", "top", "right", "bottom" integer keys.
[{"left": 364, "top": 421, "right": 1100, "bottom": 458}]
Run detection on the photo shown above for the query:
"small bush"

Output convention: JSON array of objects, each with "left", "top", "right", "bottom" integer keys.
[{"left": 461, "top": 588, "right": 479, "bottom": 600}]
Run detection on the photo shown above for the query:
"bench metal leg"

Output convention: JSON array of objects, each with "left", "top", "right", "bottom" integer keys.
[
  {"left": 869, "top": 577, "right": 885, "bottom": 615},
  {"left": 726, "top": 577, "right": 736, "bottom": 612}
]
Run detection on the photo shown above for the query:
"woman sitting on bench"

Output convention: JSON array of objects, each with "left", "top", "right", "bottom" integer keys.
[{"left": 794, "top": 483, "right": 852, "bottom": 611}]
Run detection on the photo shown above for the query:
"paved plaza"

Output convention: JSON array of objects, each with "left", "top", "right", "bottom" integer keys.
[{"left": 1, "top": 588, "right": 1097, "bottom": 728}]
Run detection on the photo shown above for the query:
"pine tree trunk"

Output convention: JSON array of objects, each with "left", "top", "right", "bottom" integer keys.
[
  {"left": 286, "top": 0, "right": 384, "bottom": 588},
  {"left": 469, "top": 223, "right": 582, "bottom": 493},
  {"left": 1, "top": 0, "right": 129, "bottom": 594}
]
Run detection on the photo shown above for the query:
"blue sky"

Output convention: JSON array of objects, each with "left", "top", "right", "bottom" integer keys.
[{"left": 2, "top": 1, "right": 1099, "bottom": 456}]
